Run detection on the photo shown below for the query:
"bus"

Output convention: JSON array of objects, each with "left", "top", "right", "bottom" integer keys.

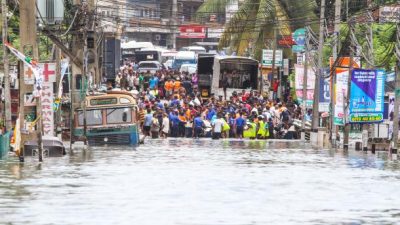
[
  {"left": 73, "top": 91, "right": 140, "bottom": 145},
  {"left": 198, "top": 55, "right": 259, "bottom": 97}
]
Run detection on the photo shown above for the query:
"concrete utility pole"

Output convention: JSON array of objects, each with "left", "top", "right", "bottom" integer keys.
[
  {"left": 2, "top": 0, "right": 12, "bottom": 131},
  {"left": 171, "top": 0, "right": 178, "bottom": 49},
  {"left": 301, "top": 28, "right": 309, "bottom": 140},
  {"left": 391, "top": 24, "right": 400, "bottom": 155},
  {"left": 271, "top": 25, "right": 277, "bottom": 99},
  {"left": 55, "top": 46, "right": 62, "bottom": 139},
  {"left": 311, "top": 0, "right": 325, "bottom": 144},
  {"left": 19, "top": 0, "right": 40, "bottom": 162},
  {"left": 331, "top": 0, "right": 341, "bottom": 147},
  {"left": 343, "top": 21, "right": 354, "bottom": 151}
]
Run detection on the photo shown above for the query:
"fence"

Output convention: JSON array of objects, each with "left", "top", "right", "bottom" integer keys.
[{"left": 0, "top": 132, "right": 10, "bottom": 159}]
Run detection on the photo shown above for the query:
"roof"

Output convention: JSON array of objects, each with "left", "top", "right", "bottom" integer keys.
[
  {"left": 121, "top": 41, "right": 154, "bottom": 49},
  {"left": 215, "top": 56, "right": 259, "bottom": 64}
]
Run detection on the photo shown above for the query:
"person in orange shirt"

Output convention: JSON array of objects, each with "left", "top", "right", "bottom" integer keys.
[
  {"left": 178, "top": 111, "right": 187, "bottom": 137},
  {"left": 164, "top": 79, "right": 174, "bottom": 98},
  {"left": 174, "top": 78, "right": 181, "bottom": 93}
]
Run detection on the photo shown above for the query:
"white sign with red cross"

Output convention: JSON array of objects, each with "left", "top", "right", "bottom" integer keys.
[{"left": 24, "top": 63, "right": 56, "bottom": 85}]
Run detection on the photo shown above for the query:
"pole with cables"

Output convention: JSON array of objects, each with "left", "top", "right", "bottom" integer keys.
[
  {"left": 301, "top": 27, "right": 309, "bottom": 140},
  {"left": 331, "top": 0, "right": 341, "bottom": 147},
  {"left": 2, "top": 0, "right": 12, "bottom": 132},
  {"left": 311, "top": 0, "right": 326, "bottom": 145},
  {"left": 391, "top": 24, "right": 400, "bottom": 155}
]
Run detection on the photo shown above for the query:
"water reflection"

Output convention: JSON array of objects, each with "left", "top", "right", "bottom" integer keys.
[{"left": 0, "top": 139, "right": 399, "bottom": 225}]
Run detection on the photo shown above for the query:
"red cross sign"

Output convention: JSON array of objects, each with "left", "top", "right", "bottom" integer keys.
[{"left": 42, "top": 63, "right": 55, "bottom": 82}]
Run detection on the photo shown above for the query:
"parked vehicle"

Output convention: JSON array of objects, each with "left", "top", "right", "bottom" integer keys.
[
  {"left": 179, "top": 64, "right": 197, "bottom": 74},
  {"left": 179, "top": 46, "right": 207, "bottom": 54},
  {"left": 171, "top": 51, "right": 196, "bottom": 70},
  {"left": 137, "top": 61, "right": 164, "bottom": 74},
  {"left": 24, "top": 136, "right": 66, "bottom": 157}
]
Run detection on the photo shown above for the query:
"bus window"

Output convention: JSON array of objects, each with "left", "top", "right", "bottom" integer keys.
[
  {"left": 106, "top": 108, "right": 132, "bottom": 124},
  {"left": 78, "top": 110, "right": 102, "bottom": 126},
  {"left": 219, "top": 63, "right": 258, "bottom": 89},
  {"left": 120, "top": 97, "right": 131, "bottom": 104}
]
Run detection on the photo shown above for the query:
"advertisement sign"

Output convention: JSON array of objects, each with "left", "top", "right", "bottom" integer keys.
[
  {"left": 207, "top": 28, "right": 224, "bottom": 39},
  {"left": 24, "top": 63, "right": 56, "bottom": 85},
  {"left": 349, "top": 69, "right": 385, "bottom": 123},
  {"left": 41, "top": 82, "right": 54, "bottom": 137},
  {"left": 278, "top": 35, "right": 295, "bottom": 47},
  {"left": 319, "top": 78, "right": 331, "bottom": 112},
  {"left": 292, "top": 28, "right": 306, "bottom": 46},
  {"left": 262, "top": 49, "right": 283, "bottom": 67},
  {"left": 283, "top": 59, "right": 289, "bottom": 76},
  {"left": 294, "top": 64, "right": 316, "bottom": 108},
  {"left": 331, "top": 57, "right": 361, "bottom": 125},
  {"left": 334, "top": 69, "right": 349, "bottom": 125},
  {"left": 294, "top": 64, "right": 316, "bottom": 90},
  {"left": 292, "top": 45, "right": 305, "bottom": 53},
  {"left": 178, "top": 25, "right": 206, "bottom": 39}
]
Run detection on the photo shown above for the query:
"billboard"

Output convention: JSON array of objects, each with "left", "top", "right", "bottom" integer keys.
[
  {"left": 331, "top": 57, "right": 361, "bottom": 125},
  {"left": 262, "top": 49, "right": 283, "bottom": 67},
  {"left": 294, "top": 64, "right": 316, "bottom": 108},
  {"left": 179, "top": 25, "right": 206, "bottom": 39},
  {"left": 349, "top": 69, "right": 385, "bottom": 123}
]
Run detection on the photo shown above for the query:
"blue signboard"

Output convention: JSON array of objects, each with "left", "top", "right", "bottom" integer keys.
[
  {"left": 349, "top": 69, "right": 385, "bottom": 123},
  {"left": 319, "top": 77, "right": 330, "bottom": 112}
]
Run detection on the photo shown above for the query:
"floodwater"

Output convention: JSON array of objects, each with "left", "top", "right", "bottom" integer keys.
[{"left": 1, "top": 139, "right": 400, "bottom": 225}]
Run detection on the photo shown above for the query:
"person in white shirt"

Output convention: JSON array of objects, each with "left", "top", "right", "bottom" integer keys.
[
  {"left": 161, "top": 113, "right": 170, "bottom": 138},
  {"left": 212, "top": 114, "right": 224, "bottom": 140}
]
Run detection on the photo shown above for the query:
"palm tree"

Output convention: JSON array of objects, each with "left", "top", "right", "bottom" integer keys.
[{"left": 196, "top": 0, "right": 318, "bottom": 58}]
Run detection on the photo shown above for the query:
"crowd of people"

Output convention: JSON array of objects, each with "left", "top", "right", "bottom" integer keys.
[{"left": 112, "top": 62, "right": 304, "bottom": 140}]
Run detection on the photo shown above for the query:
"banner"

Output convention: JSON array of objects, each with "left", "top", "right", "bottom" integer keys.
[
  {"left": 4, "top": 43, "right": 43, "bottom": 92},
  {"left": 334, "top": 69, "right": 349, "bottom": 125},
  {"left": 319, "top": 78, "right": 331, "bottom": 112},
  {"left": 54, "top": 59, "right": 70, "bottom": 112},
  {"left": 349, "top": 69, "right": 385, "bottom": 123},
  {"left": 294, "top": 64, "right": 316, "bottom": 108},
  {"left": 41, "top": 82, "right": 54, "bottom": 137}
]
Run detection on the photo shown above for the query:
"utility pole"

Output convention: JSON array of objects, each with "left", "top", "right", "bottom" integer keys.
[
  {"left": 19, "top": 0, "right": 40, "bottom": 162},
  {"left": 55, "top": 46, "right": 62, "bottom": 139},
  {"left": 271, "top": 25, "right": 277, "bottom": 100},
  {"left": 2, "top": 0, "right": 11, "bottom": 131},
  {"left": 311, "top": 0, "right": 326, "bottom": 145},
  {"left": 331, "top": 0, "right": 341, "bottom": 147},
  {"left": 82, "top": 3, "right": 89, "bottom": 147},
  {"left": 343, "top": 20, "right": 354, "bottom": 151},
  {"left": 171, "top": 0, "right": 178, "bottom": 49},
  {"left": 301, "top": 27, "right": 309, "bottom": 140},
  {"left": 391, "top": 24, "right": 400, "bottom": 155}
]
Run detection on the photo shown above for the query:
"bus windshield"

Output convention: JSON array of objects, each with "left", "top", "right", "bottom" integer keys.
[
  {"left": 78, "top": 109, "right": 102, "bottom": 126},
  {"left": 106, "top": 108, "right": 132, "bottom": 124}
]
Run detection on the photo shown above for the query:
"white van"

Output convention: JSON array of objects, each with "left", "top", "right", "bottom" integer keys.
[{"left": 179, "top": 46, "right": 207, "bottom": 54}]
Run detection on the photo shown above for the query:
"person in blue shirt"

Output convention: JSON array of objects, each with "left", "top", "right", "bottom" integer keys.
[
  {"left": 169, "top": 111, "right": 180, "bottom": 137},
  {"left": 170, "top": 95, "right": 180, "bottom": 107},
  {"left": 206, "top": 106, "right": 216, "bottom": 121},
  {"left": 149, "top": 75, "right": 159, "bottom": 90},
  {"left": 193, "top": 113, "right": 204, "bottom": 138},
  {"left": 143, "top": 108, "right": 153, "bottom": 137},
  {"left": 235, "top": 113, "right": 245, "bottom": 139}
]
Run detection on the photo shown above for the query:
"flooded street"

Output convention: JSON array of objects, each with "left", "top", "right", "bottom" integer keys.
[{"left": 1, "top": 139, "right": 400, "bottom": 225}]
